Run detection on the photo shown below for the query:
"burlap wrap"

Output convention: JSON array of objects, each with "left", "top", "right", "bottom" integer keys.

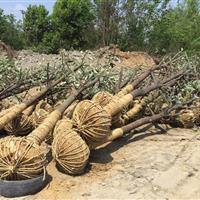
[
  {"left": 108, "top": 128, "right": 124, "bottom": 141},
  {"left": 92, "top": 92, "right": 124, "bottom": 128},
  {"left": 104, "top": 94, "right": 133, "bottom": 116},
  {"left": 116, "top": 84, "right": 134, "bottom": 98},
  {"left": 27, "top": 110, "right": 61, "bottom": 145},
  {"left": 123, "top": 100, "right": 144, "bottom": 121}
]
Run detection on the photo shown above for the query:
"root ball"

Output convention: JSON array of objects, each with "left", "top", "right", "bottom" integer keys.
[
  {"left": 72, "top": 100, "right": 111, "bottom": 146},
  {"left": 0, "top": 136, "right": 46, "bottom": 180},
  {"left": 52, "top": 129, "right": 90, "bottom": 175}
]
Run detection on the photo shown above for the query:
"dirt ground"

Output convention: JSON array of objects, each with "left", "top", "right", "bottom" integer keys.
[
  {"left": 1, "top": 126, "right": 200, "bottom": 200},
  {"left": 110, "top": 47, "right": 155, "bottom": 68}
]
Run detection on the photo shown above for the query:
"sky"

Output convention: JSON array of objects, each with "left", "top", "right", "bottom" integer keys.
[
  {"left": 0, "top": 0, "right": 56, "bottom": 20},
  {"left": 0, "top": 0, "right": 179, "bottom": 21}
]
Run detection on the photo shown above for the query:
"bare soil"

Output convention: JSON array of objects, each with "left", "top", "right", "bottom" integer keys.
[
  {"left": 1, "top": 126, "right": 200, "bottom": 199},
  {"left": 110, "top": 47, "right": 155, "bottom": 68}
]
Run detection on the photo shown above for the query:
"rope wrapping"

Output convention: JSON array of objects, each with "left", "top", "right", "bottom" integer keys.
[
  {"left": 72, "top": 100, "right": 111, "bottom": 148},
  {"left": 4, "top": 114, "right": 33, "bottom": 136},
  {"left": 0, "top": 136, "right": 46, "bottom": 180},
  {"left": 53, "top": 118, "right": 73, "bottom": 138},
  {"left": 52, "top": 129, "right": 90, "bottom": 175},
  {"left": 92, "top": 91, "right": 124, "bottom": 128},
  {"left": 31, "top": 109, "right": 49, "bottom": 128}
]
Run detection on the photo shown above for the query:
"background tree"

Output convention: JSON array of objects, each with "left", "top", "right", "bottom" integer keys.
[
  {"left": 120, "top": 0, "right": 170, "bottom": 51},
  {"left": 149, "top": 0, "right": 200, "bottom": 54},
  {"left": 1, "top": 0, "right": 200, "bottom": 55},
  {"left": 94, "top": 0, "right": 121, "bottom": 47},
  {"left": 0, "top": 9, "right": 24, "bottom": 49},
  {"left": 23, "top": 5, "right": 50, "bottom": 47},
  {"left": 51, "top": 0, "right": 95, "bottom": 50}
]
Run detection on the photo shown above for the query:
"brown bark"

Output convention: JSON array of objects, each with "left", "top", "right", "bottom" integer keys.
[{"left": 122, "top": 114, "right": 163, "bottom": 133}]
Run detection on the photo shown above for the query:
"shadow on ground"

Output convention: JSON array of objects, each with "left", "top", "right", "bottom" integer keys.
[{"left": 90, "top": 124, "right": 170, "bottom": 164}]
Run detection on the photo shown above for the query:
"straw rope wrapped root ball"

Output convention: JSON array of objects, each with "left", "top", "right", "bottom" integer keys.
[
  {"left": 0, "top": 108, "right": 63, "bottom": 181},
  {"left": 31, "top": 101, "right": 53, "bottom": 128},
  {"left": 52, "top": 128, "right": 90, "bottom": 175},
  {"left": 175, "top": 110, "right": 196, "bottom": 128},
  {"left": 92, "top": 91, "right": 113, "bottom": 107},
  {"left": 92, "top": 91, "right": 124, "bottom": 128},
  {"left": 3, "top": 106, "right": 34, "bottom": 136},
  {"left": 0, "top": 136, "right": 46, "bottom": 180},
  {"left": 3, "top": 113, "right": 33, "bottom": 136},
  {"left": 72, "top": 100, "right": 112, "bottom": 148},
  {"left": 72, "top": 85, "right": 148, "bottom": 148},
  {"left": 0, "top": 79, "right": 60, "bottom": 137},
  {"left": 53, "top": 118, "right": 73, "bottom": 138},
  {"left": 31, "top": 108, "right": 49, "bottom": 128}
]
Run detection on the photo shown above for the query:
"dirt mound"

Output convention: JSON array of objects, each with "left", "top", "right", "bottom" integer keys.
[{"left": 109, "top": 46, "right": 155, "bottom": 68}]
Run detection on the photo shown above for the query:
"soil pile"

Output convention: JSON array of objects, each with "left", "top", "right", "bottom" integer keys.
[
  {"left": 14, "top": 46, "right": 155, "bottom": 70},
  {"left": 108, "top": 45, "right": 156, "bottom": 68}
]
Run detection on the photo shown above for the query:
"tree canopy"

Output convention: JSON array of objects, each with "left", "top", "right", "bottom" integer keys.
[
  {"left": 0, "top": 9, "right": 24, "bottom": 49},
  {"left": 52, "top": 0, "right": 95, "bottom": 50},
  {"left": 0, "top": 0, "right": 200, "bottom": 55},
  {"left": 23, "top": 5, "right": 50, "bottom": 47}
]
